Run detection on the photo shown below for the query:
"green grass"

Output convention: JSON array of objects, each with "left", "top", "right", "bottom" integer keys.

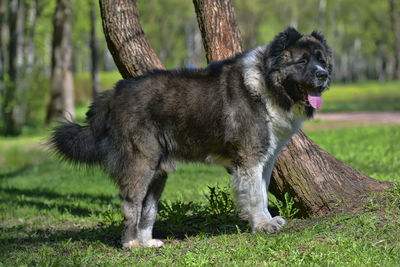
[
  {"left": 1, "top": 125, "right": 399, "bottom": 265},
  {"left": 305, "top": 125, "right": 400, "bottom": 182},
  {"left": 323, "top": 81, "right": 400, "bottom": 112}
]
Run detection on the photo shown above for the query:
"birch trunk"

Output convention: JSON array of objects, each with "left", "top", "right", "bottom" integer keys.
[
  {"left": 90, "top": 0, "right": 100, "bottom": 98},
  {"left": 46, "top": 0, "right": 75, "bottom": 124},
  {"left": 3, "top": 0, "right": 24, "bottom": 135}
]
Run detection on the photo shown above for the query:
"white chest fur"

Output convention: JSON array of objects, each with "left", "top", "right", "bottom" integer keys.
[{"left": 265, "top": 101, "right": 307, "bottom": 160}]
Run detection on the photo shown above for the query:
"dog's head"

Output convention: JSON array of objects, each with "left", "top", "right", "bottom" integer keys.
[{"left": 263, "top": 27, "right": 333, "bottom": 113}]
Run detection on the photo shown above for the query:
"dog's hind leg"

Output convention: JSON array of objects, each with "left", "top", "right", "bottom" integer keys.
[
  {"left": 114, "top": 155, "right": 157, "bottom": 249},
  {"left": 136, "top": 169, "right": 167, "bottom": 248}
]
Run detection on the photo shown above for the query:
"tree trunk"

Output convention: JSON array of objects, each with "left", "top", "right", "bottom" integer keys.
[
  {"left": 99, "top": 0, "right": 164, "bottom": 78},
  {"left": 90, "top": 0, "right": 100, "bottom": 98},
  {"left": 0, "top": 0, "right": 7, "bottom": 98},
  {"left": 184, "top": 22, "right": 203, "bottom": 67},
  {"left": 46, "top": 0, "right": 75, "bottom": 124},
  {"left": 99, "top": 0, "right": 392, "bottom": 217},
  {"left": 193, "top": 0, "right": 243, "bottom": 62},
  {"left": 3, "top": 0, "right": 24, "bottom": 135},
  {"left": 390, "top": 0, "right": 400, "bottom": 80},
  {"left": 23, "top": 0, "right": 39, "bottom": 75}
]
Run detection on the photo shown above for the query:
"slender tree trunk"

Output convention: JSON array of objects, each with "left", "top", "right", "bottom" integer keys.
[
  {"left": 46, "top": 0, "right": 75, "bottom": 124},
  {"left": 99, "top": 0, "right": 392, "bottom": 217},
  {"left": 18, "top": 0, "right": 39, "bottom": 123},
  {"left": 0, "top": 0, "right": 7, "bottom": 97},
  {"left": 90, "top": 0, "right": 100, "bottom": 98},
  {"left": 193, "top": 0, "right": 243, "bottom": 62},
  {"left": 3, "top": 0, "right": 24, "bottom": 135},
  {"left": 390, "top": 0, "right": 400, "bottom": 79},
  {"left": 24, "top": 0, "right": 39, "bottom": 75},
  {"left": 184, "top": 22, "right": 203, "bottom": 67},
  {"left": 99, "top": 0, "right": 164, "bottom": 78}
]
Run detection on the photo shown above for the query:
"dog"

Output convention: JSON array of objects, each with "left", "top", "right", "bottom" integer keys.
[{"left": 51, "top": 27, "right": 332, "bottom": 248}]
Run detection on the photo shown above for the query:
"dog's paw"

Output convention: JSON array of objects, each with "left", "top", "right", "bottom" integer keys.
[
  {"left": 254, "top": 216, "right": 286, "bottom": 233},
  {"left": 142, "top": 239, "right": 164, "bottom": 248},
  {"left": 122, "top": 239, "right": 140, "bottom": 249},
  {"left": 122, "top": 239, "right": 164, "bottom": 249}
]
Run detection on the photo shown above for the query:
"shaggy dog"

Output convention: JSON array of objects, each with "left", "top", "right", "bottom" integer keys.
[{"left": 51, "top": 27, "right": 332, "bottom": 248}]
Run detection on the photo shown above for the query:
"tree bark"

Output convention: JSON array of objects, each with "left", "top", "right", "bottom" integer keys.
[
  {"left": 99, "top": 0, "right": 392, "bottom": 217},
  {"left": 3, "top": 0, "right": 24, "bottom": 135},
  {"left": 90, "top": 0, "right": 100, "bottom": 98},
  {"left": 193, "top": 0, "right": 243, "bottom": 62},
  {"left": 99, "top": 0, "right": 164, "bottom": 78},
  {"left": 46, "top": 0, "right": 75, "bottom": 124}
]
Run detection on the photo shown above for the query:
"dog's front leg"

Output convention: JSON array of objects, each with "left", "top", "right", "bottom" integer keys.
[
  {"left": 232, "top": 163, "right": 286, "bottom": 233},
  {"left": 261, "top": 158, "right": 287, "bottom": 232}
]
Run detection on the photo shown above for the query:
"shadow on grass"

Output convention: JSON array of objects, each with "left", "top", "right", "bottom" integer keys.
[
  {"left": 0, "top": 213, "right": 251, "bottom": 252},
  {"left": 153, "top": 214, "right": 249, "bottom": 240},
  {"left": 0, "top": 186, "right": 279, "bottom": 251},
  {"left": 1, "top": 224, "right": 123, "bottom": 250},
  {"left": 1, "top": 187, "right": 118, "bottom": 217},
  {"left": 0, "top": 165, "right": 34, "bottom": 179}
]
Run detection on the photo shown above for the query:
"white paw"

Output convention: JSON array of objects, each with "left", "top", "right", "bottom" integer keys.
[
  {"left": 254, "top": 216, "right": 286, "bottom": 233},
  {"left": 122, "top": 239, "right": 164, "bottom": 249},
  {"left": 142, "top": 239, "right": 164, "bottom": 248},
  {"left": 122, "top": 240, "right": 140, "bottom": 249}
]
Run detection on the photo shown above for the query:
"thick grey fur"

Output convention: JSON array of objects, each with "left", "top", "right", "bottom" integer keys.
[{"left": 51, "top": 27, "right": 332, "bottom": 248}]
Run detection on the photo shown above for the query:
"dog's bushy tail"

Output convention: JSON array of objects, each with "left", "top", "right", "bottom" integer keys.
[
  {"left": 50, "top": 90, "right": 114, "bottom": 165},
  {"left": 51, "top": 123, "right": 101, "bottom": 165}
]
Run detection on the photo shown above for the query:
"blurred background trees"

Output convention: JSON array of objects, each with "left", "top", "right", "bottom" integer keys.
[
  {"left": 46, "top": 0, "right": 74, "bottom": 124},
  {"left": 0, "top": 0, "right": 399, "bottom": 135}
]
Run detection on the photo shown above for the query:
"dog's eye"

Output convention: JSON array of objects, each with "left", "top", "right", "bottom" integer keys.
[{"left": 297, "top": 59, "right": 308, "bottom": 65}]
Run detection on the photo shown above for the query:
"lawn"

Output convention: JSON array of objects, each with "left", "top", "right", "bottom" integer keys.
[
  {"left": 322, "top": 81, "right": 400, "bottom": 112},
  {"left": 0, "top": 123, "right": 399, "bottom": 266}
]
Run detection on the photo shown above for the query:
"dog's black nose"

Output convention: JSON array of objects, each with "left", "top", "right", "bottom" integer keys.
[{"left": 316, "top": 69, "right": 328, "bottom": 80}]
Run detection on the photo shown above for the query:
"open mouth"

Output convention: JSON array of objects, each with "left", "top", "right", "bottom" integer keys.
[{"left": 298, "top": 84, "right": 323, "bottom": 110}]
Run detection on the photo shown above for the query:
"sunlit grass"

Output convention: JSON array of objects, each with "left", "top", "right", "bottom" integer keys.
[
  {"left": 304, "top": 125, "right": 400, "bottom": 182},
  {"left": 323, "top": 81, "right": 400, "bottom": 112}
]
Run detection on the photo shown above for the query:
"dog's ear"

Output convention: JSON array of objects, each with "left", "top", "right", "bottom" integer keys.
[
  {"left": 269, "top": 27, "right": 302, "bottom": 57},
  {"left": 311, "top": 30, "right": 328, "bottom": 47},
  {"left": 311, "top": 30, "right": 333, "bottom": 74}
]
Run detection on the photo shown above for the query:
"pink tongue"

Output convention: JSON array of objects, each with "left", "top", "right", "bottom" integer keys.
[{"left": 307, "top": 92, "right": 323, "bottom": 109}]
